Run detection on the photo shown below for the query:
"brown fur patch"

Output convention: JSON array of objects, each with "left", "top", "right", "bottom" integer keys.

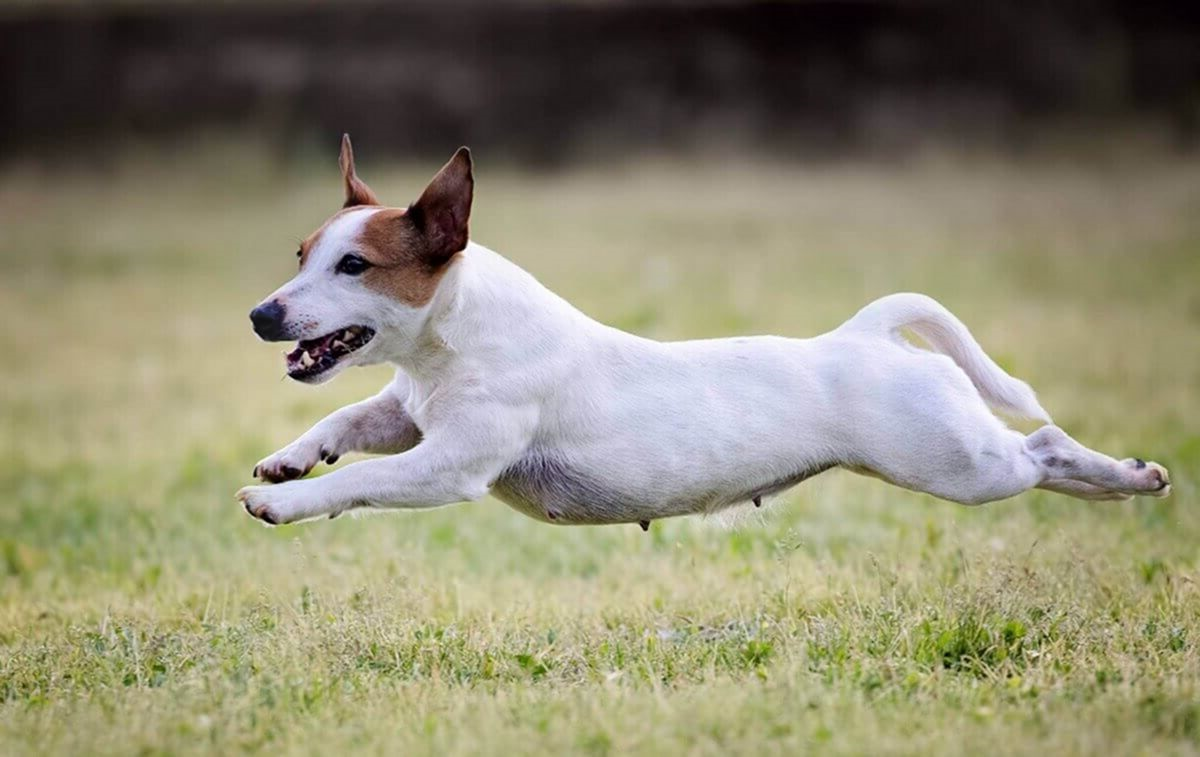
[
  {"left": 356, "top": 208, "right": 457, "bottom": 307},
  {"left": 295, "top": 207, "right": 455, "bottom": 307}
]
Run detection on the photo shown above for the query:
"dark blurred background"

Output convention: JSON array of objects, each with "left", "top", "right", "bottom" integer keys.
[{"left": 3, "top": 0, "right": 1200, "bottom": 165}]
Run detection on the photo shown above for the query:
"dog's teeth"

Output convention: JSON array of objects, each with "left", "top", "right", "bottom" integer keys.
[{"left": 300, "top": 352, "right": 314, "bottom": 367}]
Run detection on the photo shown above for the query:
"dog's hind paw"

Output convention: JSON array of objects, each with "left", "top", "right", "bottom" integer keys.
[{"left": 1122, "top": 458, "right": 1172, "bottom": 497}]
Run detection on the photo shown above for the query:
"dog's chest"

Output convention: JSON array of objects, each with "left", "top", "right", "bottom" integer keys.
[{"left": 400, "top": 382, "right": 442, "bottom": 430}]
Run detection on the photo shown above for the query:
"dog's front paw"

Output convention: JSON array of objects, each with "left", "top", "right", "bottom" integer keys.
[
  {"left": 253, "top": 440, "right": 339, "bottom": 483},
  {"left": 237, "top": 483, "right": 312, "bottom": 526}
]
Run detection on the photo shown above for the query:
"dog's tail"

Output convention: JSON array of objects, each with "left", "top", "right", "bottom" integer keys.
[{"left": 844, "top": 292, "right": 1051, "bottom": 422}]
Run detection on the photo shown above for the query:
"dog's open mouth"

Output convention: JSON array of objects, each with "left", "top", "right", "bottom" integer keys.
[{"left": 285, "top": 325, "right": 375, "bottom": 380}]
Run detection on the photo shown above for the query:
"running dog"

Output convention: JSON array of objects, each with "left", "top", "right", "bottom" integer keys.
[{"left": 237, "top": 136, "right": 1171, "bottom": 527}]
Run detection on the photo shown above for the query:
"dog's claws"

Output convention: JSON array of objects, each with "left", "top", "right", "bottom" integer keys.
[
  {"left": 753, "top": 495, "right": 762, "bottom": 508},
  {"left": 1153, "top": 465, "right": 1170, "bottom": 490},
  {"left": 639, "top": 520, "right": 650, "bottom": 531},
  {"left": 324, "top": 453, "right": 339, "bottom": 465},
  {"left": 238, "top": 487, "right": 284, "bottom": 526}
]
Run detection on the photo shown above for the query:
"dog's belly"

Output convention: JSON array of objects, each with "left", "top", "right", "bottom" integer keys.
[
  {"left": 490, "top": 451, "right": 644, "bottom": 525},
  {"left": 490, "top": 449, "right": 835, "bottom": 526}
]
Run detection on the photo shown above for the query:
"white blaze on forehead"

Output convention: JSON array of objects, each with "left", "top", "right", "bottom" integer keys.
[
  {"left": 266, "top": 206, "right": 382, "bottom": 307},
  {"left": 304, "top": 207, "right": 381, "bottom": 270}
]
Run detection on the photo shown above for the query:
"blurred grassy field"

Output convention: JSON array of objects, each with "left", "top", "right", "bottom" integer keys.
[{"left": 1, "top": 144, "right": 1199, "bottom": 755}]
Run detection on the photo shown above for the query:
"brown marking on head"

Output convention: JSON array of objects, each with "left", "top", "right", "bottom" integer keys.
[
  {"left": 351, "top": 208, "right": 450, "bottom": 306},
  {"left": 353, "top": 148, "right": 475, "bottom": 306},
  {"left": 295, "top": 145, "right": 475, "bottom": 307},
  {"left": 339, "top": 133, "right": 380, "bottom": 208}
]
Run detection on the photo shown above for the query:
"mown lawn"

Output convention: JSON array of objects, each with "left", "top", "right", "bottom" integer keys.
[{"left": 1, "top": 144, "right": 1199, "bottom": 755}]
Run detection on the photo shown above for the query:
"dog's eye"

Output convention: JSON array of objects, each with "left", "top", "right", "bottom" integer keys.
[{"left": 336, "top": 254, "right": 370, "bottom": 276}]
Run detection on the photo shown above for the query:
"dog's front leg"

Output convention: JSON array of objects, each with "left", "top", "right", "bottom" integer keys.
[
  {"left": 238, "top": 435, "right": 511, "bottom": 526},
  {"left": 253, "top": 379, "right": 421, "bottom": 483}
]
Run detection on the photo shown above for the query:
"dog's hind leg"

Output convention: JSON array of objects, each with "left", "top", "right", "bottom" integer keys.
[
  {"left": 838, "top": 349, "right": 1170, "bottom": 505},
  {"left": 1024, "top": 425, "right": 1171, "bottom": 500},
  {"left": 855, "top": 423, "right": 1170, "bottom": 506},
  {"left": 1036, "top": 478, "right": 1133, "bottom": 501}
]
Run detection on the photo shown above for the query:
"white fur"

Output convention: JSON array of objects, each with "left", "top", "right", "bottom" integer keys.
[{"left": 239, "top": 241, "right": 1171, "bottom": 527}]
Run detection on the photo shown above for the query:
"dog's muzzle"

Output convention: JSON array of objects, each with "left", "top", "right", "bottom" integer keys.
[{"left": 250, "top": 300, "right": 288, "bottom": 341}]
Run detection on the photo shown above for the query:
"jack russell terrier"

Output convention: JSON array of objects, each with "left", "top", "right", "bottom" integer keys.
[{"left": 237, "top": 136, "right": 1171, "bottom": 528}]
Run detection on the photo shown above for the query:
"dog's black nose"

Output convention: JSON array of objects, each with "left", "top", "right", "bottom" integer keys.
[{"left": 249, "top": 300, "right": 288, "bottom": 341}]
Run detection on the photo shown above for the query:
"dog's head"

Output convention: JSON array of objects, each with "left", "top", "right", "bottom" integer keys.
[{"left": 250, "top": 135, "right": 473, "bottom": 383}]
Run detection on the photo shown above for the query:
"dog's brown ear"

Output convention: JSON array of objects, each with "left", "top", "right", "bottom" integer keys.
[
  {"left": 408, "top": 147, "right": 473, "bottom": 263},
  {"left": 339, "top": 134, "right": 381, "bottom": 208}
]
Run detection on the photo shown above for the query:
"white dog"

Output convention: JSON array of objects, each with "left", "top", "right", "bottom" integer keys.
[{"left": 237, "top": 136, "right": 1171, "bottom": 528}]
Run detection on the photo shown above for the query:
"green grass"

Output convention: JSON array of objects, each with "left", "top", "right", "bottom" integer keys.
[{"left": 1, "top": 145, "right": 1199, "bottom": 755}]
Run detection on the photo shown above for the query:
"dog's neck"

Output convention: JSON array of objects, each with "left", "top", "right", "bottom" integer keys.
[{"left": 382, "top": 242, "right": 594, "bottom": 383}]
